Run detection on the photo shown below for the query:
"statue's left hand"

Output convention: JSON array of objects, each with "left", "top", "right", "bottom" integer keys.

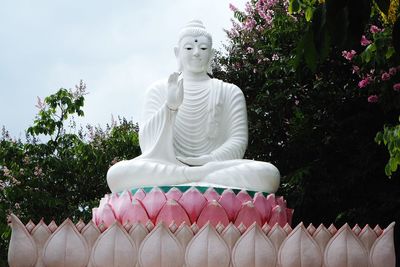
[{"left": 177, "top": 155, "right": 213, "bottom": 166}]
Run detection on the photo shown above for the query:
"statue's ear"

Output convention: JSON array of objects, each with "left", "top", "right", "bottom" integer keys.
[{"left": 174, "top": 47, "right": 179, "bottom": 58}]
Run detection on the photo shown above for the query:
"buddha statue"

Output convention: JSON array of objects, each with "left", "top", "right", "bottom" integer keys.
[{"left": 107, "top": 20, "right": 280, "bottom": 193}]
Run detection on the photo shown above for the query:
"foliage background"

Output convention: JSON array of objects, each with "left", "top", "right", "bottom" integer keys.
[
  {"left": 212, "top": 0, "right": 400, "bottom": 264},
  {"left": 1, "top": 0, "right": 400, "bottom": 265},
  {"left": 0, "top": 83, "right": 141, "bottom": 266}
]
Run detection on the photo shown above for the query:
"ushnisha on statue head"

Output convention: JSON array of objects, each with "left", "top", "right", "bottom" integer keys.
[{"left": 174, "top": 20, "right": 214, "bottom": 75}]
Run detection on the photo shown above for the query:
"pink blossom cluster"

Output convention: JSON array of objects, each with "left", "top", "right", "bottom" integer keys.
[
  {"left": 229, "top": 3, "right": 238, "bottom": 12},
  {"left": 358, "top": 76, "right": 371, "bottom": 88},
  {"left": 360, "top": 35, "right": 372, "bottom": 46},
  {"left": 380, "top": 67, "right": 398, "bottom": 81},
  {"left": 256, "top": 0, "right": 279, "bottom": 26},
  {"left": 342, "top": 50, "right": 356, "bottom": 61},
  {"left": 229, "top": 0, "right": 286, "bottom": 34},
  {"left": 33, "top": 166, "right": 43, "bottom": 177},
  {"left": 1, "top": 166, "right": 21, "bottom": 186},
  {"left": 93, "top": 187, "right": 293, "bottom": 230},
  {"left": 35, "top": 96, "right": 46, "bottom": 110},
  {"left": 246, "top": 46, "right": 255, "bottom": 54},
  {"left": 243, "top": 18, "right": 257, "bottom": 31},
  {"left": 370, "top": 25, "right": 382, "bottom": 34},
  {"left": 367, "top": 95, "right": 379, "bottom": 103}
]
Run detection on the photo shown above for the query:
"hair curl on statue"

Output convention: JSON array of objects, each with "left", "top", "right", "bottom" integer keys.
[{"left": 178, "top": 20, "right": 213, "bottom": 46}]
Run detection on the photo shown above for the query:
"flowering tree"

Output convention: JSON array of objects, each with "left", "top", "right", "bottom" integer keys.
[
  {"left": 214, "top": 0, "right": 400, "bottom": 252},
  {"left": 288, "top": 0, "right": 400, "bottom": 177},
  {"left": 341, "top": 20, "right": 400, "bottom": 177},
  {"left": 0, "top": 83, "right": 141, "bottom": 265}
]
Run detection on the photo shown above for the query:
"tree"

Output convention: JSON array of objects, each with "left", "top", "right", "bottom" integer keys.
[
  {"left": 214, "top": 0, "right": 400, "bottom": 262},
  {"left": 0, "top": 82, "right": 141, "bottom": 266}
]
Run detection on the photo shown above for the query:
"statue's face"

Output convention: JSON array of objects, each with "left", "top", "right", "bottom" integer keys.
[{"left": 177, "top": 35, "right": 212, "bottom": 74}]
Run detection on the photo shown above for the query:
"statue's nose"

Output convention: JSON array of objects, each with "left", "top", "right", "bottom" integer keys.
[{"left": 193, "top": 47, "right": 200, "bottom": 56}]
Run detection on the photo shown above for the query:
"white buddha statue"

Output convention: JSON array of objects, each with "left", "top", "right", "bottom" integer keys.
[{"left": 107, "top": 20, "right": 280, "bottom": 193}]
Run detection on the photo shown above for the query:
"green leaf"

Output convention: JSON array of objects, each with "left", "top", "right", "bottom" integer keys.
[
  {"left": 305, "top": 7, "right": 314, "bottom": 21},
  {"left": 385, "top": 163, "right": 392, "bottom": 176},
  {"left": 289, "top": 0, "right": 301, "bottom": 14},
  {"left": 375, "top": 131, "right": 383, "bottom": 144},
  {"left": 385, "top": 47, "right": 395, "bottom": 59},
  {"left": 361, "top": 49, "right": 371, "bottom": 63},
  {"left": 389, "top": 158, "right": 398, "bottom": 172}
]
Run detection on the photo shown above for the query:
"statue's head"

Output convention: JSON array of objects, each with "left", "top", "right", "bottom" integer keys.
[{"left": 174, "top": 20, "right": 214, "bottom": 74}]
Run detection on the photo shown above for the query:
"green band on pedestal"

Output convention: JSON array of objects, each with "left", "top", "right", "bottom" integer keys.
[{"left": 128, "top": 186, "right": 269, "bottom": 197}]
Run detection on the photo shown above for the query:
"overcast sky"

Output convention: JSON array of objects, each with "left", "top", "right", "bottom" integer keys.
[{"left": 0, "top": 0, "right": 246, "bottom": 138}]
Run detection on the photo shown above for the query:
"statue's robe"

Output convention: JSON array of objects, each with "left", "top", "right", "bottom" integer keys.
[{"left": 107, "top": 78, "right": 280, "bottom": 193}]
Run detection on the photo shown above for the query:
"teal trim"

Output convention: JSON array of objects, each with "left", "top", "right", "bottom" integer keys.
[{"left": 126, "top": 186, "right": 270, "bottom": 197}]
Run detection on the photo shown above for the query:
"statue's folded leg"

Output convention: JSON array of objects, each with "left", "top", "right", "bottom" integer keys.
[
  {"left": 185, "top": 160, "right": 280, "bottom": 193},
  {"left": 107, "top": 159, "right": 189, "bottom": 193}
]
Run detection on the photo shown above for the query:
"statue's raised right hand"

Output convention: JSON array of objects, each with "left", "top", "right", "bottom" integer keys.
[{"left": 167, "top": 72, "right": 184, "bottom": 111}]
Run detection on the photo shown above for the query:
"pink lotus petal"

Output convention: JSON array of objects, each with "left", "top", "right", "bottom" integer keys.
[
  {"left": 166, "top": 187, "right": 183, "bottom": 201},
  {"left": 266, "top": 193, "right": 277, "bottom": 206},
  {"left": 269, "top": 205, "right": 288, "bottom": 227},
  {"left": 97, "top": 203, "right": 116, "bottom": 228},
  {"left": 132, "top": 188, "right": 146, "bottom": 200},
  {"left": 156, "top": 199, "right": 191, "bottom": 226},
  {"left": 236, "top": 190, "right": 252, "bottom": 203},
  {"left": 374, "top": 225, "right": 383, "bottom": 236},
  {"left": 219, "top": 189, "right": 242, "bottom": 221},
  {"left": 92, "top": 208, "right": 99, "bottom": 225},
  {"left": 328, "top": 224, "right": 337, "bottom": 235},
  {"left": 353, "top": 224, "right": 362, "bottom": 235},
  {"left": 142, "top": 187, "right": 167, "bottom": 222},
  {"left": 203, "top": 187, "right": 220, "bottom": 201},
  {"left": 98, "top": 194, "right": 110, "bottom": 210},
  {"left": 197, "top": 200, "right": 230, "bottom": 228},
  {"left": 286, "top": 208, "right": 294, "bottom": 226},
  {"left": 108, "top": 192, "right": 120, "bottom": 210},
  {"left": 253, "top": 192, "right": 268, "bottom": 224},
  {"left": 178, "top": 187, "right": 207, "bottom": 223},
  {"left": 235, "top": 201, "right": 262, "bottom": 228},
  {"left": 276, "top": 196, "right": 287, "bottom": 208},
  {"left": 121, "top": 199, "right": 150, "bottom": 225},
  {"left": 113, "top": 190, "right": 132, "bottom": 221}
]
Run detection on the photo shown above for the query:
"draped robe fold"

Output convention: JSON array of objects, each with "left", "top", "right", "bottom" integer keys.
[{"left": 107, "top": 78, "right": 280, "bottom": 193}]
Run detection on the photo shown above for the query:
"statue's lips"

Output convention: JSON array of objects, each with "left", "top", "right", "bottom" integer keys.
[{"left": 189, "top": 59, "right": 203, "bottom": 65}]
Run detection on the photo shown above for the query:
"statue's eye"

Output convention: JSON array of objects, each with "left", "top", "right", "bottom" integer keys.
[
  {"left": 201, "top": 48, "right": 208, "bottom": 50},
  {"left": 185, "top": 47, "right": 193, "bottom": 50}
]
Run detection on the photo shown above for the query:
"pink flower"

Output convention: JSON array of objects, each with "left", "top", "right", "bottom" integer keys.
[
  {"left": 389, "top": 67, "right": 397, "bottom": 76},
  {"left": 360, "top": 35, "right": 372, "bottom": 46},
  {"left": 243, "top": 18, "right": 256, "bottom": 31},
  {"left": 358, "top": 77, "right": 370, "bottom": 88},
  {"left": 367, "top": 95, "right": 379, "bottom": 103},
  {"left": 381, "top": 72, "right": 390, "bottom": 81},
  {"left": 272, "top": 53, "right": 279, "bottom": 61},
  {"left": 352, "top": 65, "right": 360, "bottom": 74},
  {"left": 229, "top": 3, "right": 238, "bottom": 12},
  {"left": 370, "top": 25, "right": 381, "bottom": 34},
  {"left": 245, "top": 2, "right": 253, "bottom": 14},
  {"left": 93, "top": 187, "right": 293, "bottom": 229},
  {"left": 246, "top": 47, "right": 254, "bottom": 53},
  {"left": 342, "top": 50, "right": 356, "bottom": 61},
  {"left": 35, "top": 96, "right": 45, "bottom": 110},
  {"left": 393, "top": 83, "right": 400, "bottom": 91}
]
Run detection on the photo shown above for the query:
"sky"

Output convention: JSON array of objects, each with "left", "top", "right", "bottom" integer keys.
[{"left": 0, "top": 0, "right": 247, "bottom": 138}]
